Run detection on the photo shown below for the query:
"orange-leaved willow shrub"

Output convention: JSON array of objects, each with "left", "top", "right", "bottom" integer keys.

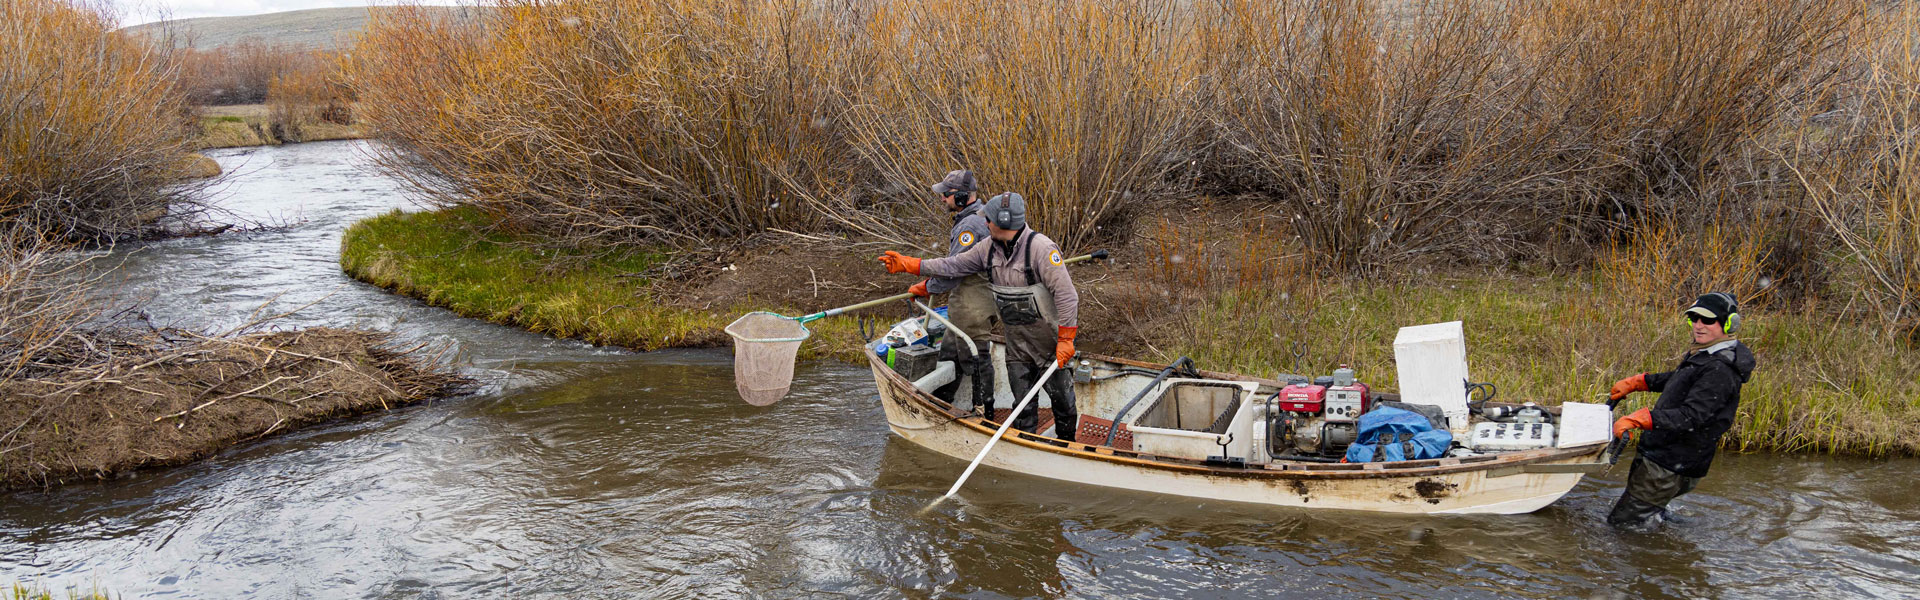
[
  {"left": 347, "top": 1, "right": 859, "bottom": 245},
  {"left": 350, "top": 0, "right": 1875, "bottom": 281},
  {"left": 839, "top": 0, "right": 1203, "bottom": 251},
  {"left": 350, "top": 0, "right": 1201, "bottom": 250},
  {"left": 1194, "top": 0, "right": 1865, "bottom": 272},
  {"left": 0, "top": 0, "right": 204, "bottom": 243}
]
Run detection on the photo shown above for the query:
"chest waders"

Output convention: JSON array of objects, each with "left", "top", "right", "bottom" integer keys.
[
  {"left": 989, "top": 230, "right": 1077, "bottom": 439},
  {"left": 932, "top": 272, "right": 997, "bottom": 412},
  {"left": 991, "top": 230, "right": 1060, "bottom": 363}
]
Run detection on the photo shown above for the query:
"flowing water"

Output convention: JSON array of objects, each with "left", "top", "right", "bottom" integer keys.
[{"left": 2, "top": 141, "right": 1917, "bottom": 599}]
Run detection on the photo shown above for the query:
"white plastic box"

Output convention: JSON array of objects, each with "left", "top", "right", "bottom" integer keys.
[
  {"left": 1125, "top": 379, "right": 1260, "bottom": 461},
  {"left": 1393, "top": 321, "right": 1472, "bottom": 434},
  {"left": 1556, "top": 402, "right": 1613, "bottom": 448}
]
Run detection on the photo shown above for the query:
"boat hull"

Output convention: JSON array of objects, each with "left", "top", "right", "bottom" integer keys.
[{"left": 870, "top": 356, "right": 1609, "bottom": 515}]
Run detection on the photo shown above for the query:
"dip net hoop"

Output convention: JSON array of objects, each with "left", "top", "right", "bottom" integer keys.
[{"left": 725, "top": 312, "right": 811, "bottom": 406}]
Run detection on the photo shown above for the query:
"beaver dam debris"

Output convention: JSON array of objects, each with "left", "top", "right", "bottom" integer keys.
[{"left": 0, "top": 326, "right": 472, "bottom": 490}]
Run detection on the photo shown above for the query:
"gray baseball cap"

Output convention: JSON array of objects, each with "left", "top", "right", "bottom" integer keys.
[
  {"left": 983, "top": 192, "right": 1026, "bottom": 230},
  {"left": 929, "top": 170, "right": 977, "bottom": 196}
]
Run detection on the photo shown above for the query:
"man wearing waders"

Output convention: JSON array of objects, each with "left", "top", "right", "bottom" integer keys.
[
  {"left": 1606, "top": 292, "right": 1757, "bottom": 531},
  {"left": 878, "top": 192, "right": 1081, "bottom": 441},
  {"left": 907, "top": 170, "right": 996, "bottom": 409}
]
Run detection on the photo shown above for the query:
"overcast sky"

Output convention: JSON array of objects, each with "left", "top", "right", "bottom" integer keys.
[{"left": 113, "top": 1, "right": 451, "bottom": 26}]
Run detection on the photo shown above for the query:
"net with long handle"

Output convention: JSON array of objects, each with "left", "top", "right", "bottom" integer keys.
[{"left": 725, "top": 312, "right": 811, "bottom": 405}]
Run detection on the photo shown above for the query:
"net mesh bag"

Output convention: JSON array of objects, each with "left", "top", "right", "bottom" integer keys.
[{"left": 725, "top": 312, "right": 811, "bottom": 406}]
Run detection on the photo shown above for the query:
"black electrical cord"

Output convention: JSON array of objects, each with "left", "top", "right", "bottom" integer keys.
[{"left": 1465, "top": 380, "right": 1498, "bottom": 412}]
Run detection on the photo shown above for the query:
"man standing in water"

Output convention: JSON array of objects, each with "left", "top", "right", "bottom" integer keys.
[
  {"left": 908, "top": 170, "right": 996, "bottom": 408},
  {"left": 879, "top": 192, "right": 1081, "bottom": 441},
  {"left": 1606, "top": 292, "right": 1758, "bottom": 531}
]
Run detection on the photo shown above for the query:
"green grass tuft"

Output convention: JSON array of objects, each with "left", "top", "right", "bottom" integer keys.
[{"left": 9, "top": 583, "right": 108, "bottom": 600}]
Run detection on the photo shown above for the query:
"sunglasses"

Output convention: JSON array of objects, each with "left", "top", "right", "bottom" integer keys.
[{"left": 1686, "top": 313, "right": 1723, "bottom": 326}]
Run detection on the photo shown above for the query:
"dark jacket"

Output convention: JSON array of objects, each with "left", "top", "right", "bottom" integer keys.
[{"left": 1640, "top": 340, "right": 1757, "bottom": 478}]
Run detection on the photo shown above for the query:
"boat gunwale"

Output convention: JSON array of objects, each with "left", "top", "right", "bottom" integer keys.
[{"left": 867, "top": 348, "right": 1608, "bottom": 480}]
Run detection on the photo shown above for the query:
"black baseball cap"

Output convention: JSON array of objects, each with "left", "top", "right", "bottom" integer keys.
[{"left": 1685, "top": 292, "right": 1737, "bottom": 320}]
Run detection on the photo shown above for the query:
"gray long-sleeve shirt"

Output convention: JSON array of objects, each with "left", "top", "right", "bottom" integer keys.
[
  {"left": 926, "top": 202, "right": 992, "bottom": 295},
  {"left": 919, "top": 228, "right": 1079, "bottom": 328}
]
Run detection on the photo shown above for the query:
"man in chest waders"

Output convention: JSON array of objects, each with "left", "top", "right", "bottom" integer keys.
[
  {"left": 878, "top": 192, "right": 1081, "bottom": 441},
  {"left": 906, "top": 170, "right": 997, "bottom": 410},
  {"left": 1606, "top": 292, "right": 1758, "bottom": 531}
]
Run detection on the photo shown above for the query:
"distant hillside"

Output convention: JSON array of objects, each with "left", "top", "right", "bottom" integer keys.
[{"left": 122, "top": 6, "right": 477, "bottom": 51}]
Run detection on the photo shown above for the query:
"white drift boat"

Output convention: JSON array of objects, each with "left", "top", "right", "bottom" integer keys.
[{"left": 868, "top": 338, "right": 1617, "bottom": 515}]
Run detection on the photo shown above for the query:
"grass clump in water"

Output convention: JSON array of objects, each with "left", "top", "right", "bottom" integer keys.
[{"left": 8, "top": 583, "right": 107, "bottom": 600}]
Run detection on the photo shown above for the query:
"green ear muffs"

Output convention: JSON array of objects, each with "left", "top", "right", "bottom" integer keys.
[{"left": 1711, "top": 292, "right": 1741, "bottom": 334}]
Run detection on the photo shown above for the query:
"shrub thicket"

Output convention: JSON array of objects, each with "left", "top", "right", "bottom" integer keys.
[
  {"left": 348, "top": 0, "right": 1914, "bottom": 320},
  {"left": 1, "top": 0, "right": 210, "bottom": 244},
  {"left": 171, "top": 38, "right": 317, "bottom": 106},
  {"left": 265, "top": 57, "right": 355, "bottom": 143},
  {"left": 349, "top": 2, "right": 854, "bottom": 244}
]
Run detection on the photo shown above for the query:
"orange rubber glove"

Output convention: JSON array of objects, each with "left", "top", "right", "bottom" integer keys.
[
  {"left": 1055, "top": 326, "right": 1077, "bottom": 367},
  {"left": 1613, "top": 407, "right": 1653, "bottom": 438},
  {"left": 908, "top": 280, "right": 929, "bottom": 298},
  {"left": 1609, "top": 373, "right": 1649, "bottom": 401},
  {"left": 878, "top": 251, "right": 922, "bottom": 275}
]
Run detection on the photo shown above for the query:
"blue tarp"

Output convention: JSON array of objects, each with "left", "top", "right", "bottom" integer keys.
[{"left": 1345, "top": 406, "right": 1454, "bottom": 463}]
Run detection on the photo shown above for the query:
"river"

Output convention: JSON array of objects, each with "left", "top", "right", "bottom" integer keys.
[{"left": 2, "top": 141, "right": 1916, "bottom": 599}]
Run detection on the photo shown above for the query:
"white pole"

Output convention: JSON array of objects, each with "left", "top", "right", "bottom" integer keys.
[{"left": 925, "top": 362, "right": 1060, "bottom": 511}]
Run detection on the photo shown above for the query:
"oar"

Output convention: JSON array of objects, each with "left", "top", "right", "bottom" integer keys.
[{"left": 922, "top": 361, "right": 1060, "bottom": 513}]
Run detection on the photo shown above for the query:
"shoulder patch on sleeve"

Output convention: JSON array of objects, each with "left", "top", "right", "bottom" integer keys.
[
  {"left": 1049, "top": 249, "right": 1064, "bottom": 266},
  {"left": 958, "top": 231, "right": 976, "bottom": 247}
]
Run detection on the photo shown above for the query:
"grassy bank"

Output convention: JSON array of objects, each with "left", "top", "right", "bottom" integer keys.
[
  {"left": 345, "top": 207, "right": 1919, "bottom": 457},
  {"left": 339, "top": 207, "right": 867, "bottom": 360},
  {"left": 1152, "top": 278, "right": 1920, "bottom": 457},
  {"left": 196, "top": 104, "right": 365, "bottom": 149}
]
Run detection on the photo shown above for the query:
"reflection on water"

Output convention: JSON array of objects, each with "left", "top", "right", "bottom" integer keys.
[{"left": 2, "top": 142, "right": 1918, "bottom": 599}]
